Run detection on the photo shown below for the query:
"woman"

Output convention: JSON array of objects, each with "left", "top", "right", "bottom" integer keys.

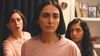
[
  {"left": 21, "top": 0, "right": 81, "bottom": 56},
  {"left": 3, "top": 9, "right": 31, "bottom": 56},
  {"left": 65, "top": 18, "right": 97, "bottom": 56}
]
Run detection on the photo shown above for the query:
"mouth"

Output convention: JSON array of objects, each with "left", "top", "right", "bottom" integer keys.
[
  {"left": 16, "top": 27, "right": 20, "bottom": 29},
  {"left": 47, "top": 26, "right": 54, "bottom": 29}
]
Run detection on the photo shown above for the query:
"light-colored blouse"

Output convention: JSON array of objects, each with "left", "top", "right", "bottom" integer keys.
[
  {"left": 3, "top": 31, "right": 31, "bottom": 56},
  {"left": 93, "top": 49, "right": 98, "bottom": 56},
  {"left": 21, "top": 36, "right": 81, "bottom": 56}
]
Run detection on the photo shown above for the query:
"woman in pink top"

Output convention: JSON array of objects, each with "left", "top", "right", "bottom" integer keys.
[
  {"left": 3, "top": 9, "right": 31, "bottom": 56},
  {"left": 21, "top": 0, "right": 81, "bottom": 56}
]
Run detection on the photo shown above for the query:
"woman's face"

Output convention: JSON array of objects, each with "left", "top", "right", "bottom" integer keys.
[
  {"left": 37, "top": 5, "right": 60, "bottom": 33},
  {"left": 70, "top": 23, "right": 84, "bottom": 42},
  {"left": 7, "top": 13, "right": 23, "bottom": 33}
]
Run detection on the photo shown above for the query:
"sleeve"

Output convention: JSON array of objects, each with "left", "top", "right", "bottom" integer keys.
[
  {"left": 27, "top": 32, "right": 32, "bottom": 39},
  {"left": 93, "top": 49, "right": 98, "bottom": 56},
  {"left": 3, "top": 42, "right": 14, "bottom": 56},
  {"left": 24, "top": 32, "right": 32, "bottom": 40},
  {"left": 71, "top": 44, "right": 81, "bottom": 56}
]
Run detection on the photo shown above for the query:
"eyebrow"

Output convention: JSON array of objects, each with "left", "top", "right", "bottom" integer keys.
[
  {"left": 41, "top": 12, "right": 59, "bottom": 15},
  {"left": 53, "top": 13, "right": 59, "bottom": 15}
]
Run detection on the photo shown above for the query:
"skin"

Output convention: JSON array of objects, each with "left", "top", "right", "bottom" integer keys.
[
  {"left": 70, "top": 22, "right": 84, "bottom": 43},
  {"left": 37, "top": 5, "right": 60, "bottom": 44},
  {"left": 7, "top": 13, "right": 23, "bottom": 38}
]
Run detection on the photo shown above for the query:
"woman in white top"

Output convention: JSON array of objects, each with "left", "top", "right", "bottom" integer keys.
[{"left": 3, "top": 9, "right": 31, "bottom": 56}]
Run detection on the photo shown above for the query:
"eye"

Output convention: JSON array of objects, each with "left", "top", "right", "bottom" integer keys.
[
  {"left": 70, "top": 29, "right": 74, "bottom": 33},
  {"left": 41, "top": 13, "right": 49, "bottom": 18},
  {"left": 10, "top": 19, "right": 15, "bottom": 23},
  {"left": 53, "top": 13, "right": 59, "bottom": 19},
  {"left": 53, "top": 15, "right": 59, "bottom": 19},
  {"left": 17, "top": 18, "right": 21, "bottom": 22},
  {"left": 76, "top": 29, "right": 81, "bottom": 33}
]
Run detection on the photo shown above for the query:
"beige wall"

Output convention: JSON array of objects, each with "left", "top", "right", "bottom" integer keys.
[
  {"left": 87, "top": 21, "right": 100, "bottom": 36},
  {"left": 81, "top": 0, "right": 100, "bottom": 5},
  {"left": 59, "top": 0, "right": 75, "bottom": 28}
]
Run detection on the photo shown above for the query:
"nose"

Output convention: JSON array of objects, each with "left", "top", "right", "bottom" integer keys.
[
  {"left": 48, "top": 17, "right": 53, "bottom": 24},
  {"left": 15, "top": 20, "right": 19, "bottom": 25},
  {"left": 72, "top": 31, "right": 77, "bottom": 35}
]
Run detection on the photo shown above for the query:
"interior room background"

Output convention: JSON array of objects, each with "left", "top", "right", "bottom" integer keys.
[{"left": 0, "top": 0, "right": 58, "bottom": 55}]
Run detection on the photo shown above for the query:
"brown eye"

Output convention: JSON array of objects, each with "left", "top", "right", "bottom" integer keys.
[
  {"left": 70, "top": 29, "right": 74, "bottom": 33},
  {"left": 76, "top": 29, "right": 81, "bottom": 33},
  {"left": 41, "top": 13, "right": 49, "bottom": 18},
  {"left": 17, "top": 18, "right": 21, "bottom": 22},
  {"left": 53, "top": 13, "right": 59, "bottom": 19},
  {"left": 53, "top": 15, "right": 58, "bottom": 19},
  {"left": 10, "top": 19, "right": 15, "bottom": 23}
]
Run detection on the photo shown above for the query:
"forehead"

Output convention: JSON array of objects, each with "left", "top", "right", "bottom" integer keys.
[
  {"left": 71, "top": 23, "right": 82, "bottom": 29},
  {"left": 41, "top": 5, "right": 59, "bottom": 13},
  {"left": 10, "top": 13, "right": 21, "bottom": 19}
]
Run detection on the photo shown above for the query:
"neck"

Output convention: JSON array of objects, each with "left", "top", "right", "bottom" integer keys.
[
  {"left": 39, "top": 32, "right": 59, "bottom": 44},
  {"left": 75, "top": 41, "right": 82, "bottom": 50},
  {"left": 12, "top": 31, "right": 23, "bottom": 39}
]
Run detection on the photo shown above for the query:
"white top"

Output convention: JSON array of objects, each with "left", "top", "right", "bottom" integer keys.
[{"left": 3, "top": 31, "right": 31, "bottom": 56}]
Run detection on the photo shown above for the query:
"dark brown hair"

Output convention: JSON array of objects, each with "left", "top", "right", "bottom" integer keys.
[
  {"left": 32, "top": 0, "right": 66, "bottom": 36},
  {"left": 65, "top": 18, "right": 94, "bottom": 56},
  {"left": 6, "top": 9, "right": 27, "bottom": 28},
  {"left": 4, "top": 9, "right": 27, "bottom": 38}
]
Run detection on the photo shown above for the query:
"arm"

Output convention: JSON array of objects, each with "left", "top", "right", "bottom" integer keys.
[{"left": 3, "top": 42, "right": 14, "bottom": 56}]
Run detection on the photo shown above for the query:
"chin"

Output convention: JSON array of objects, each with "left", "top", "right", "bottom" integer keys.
[{"left": 44, "top": 30, "right": 55, "bottom": 33}]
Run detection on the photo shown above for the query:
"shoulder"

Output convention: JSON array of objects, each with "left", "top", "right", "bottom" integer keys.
[
  {"left": 61, "top": 36, "right": 77, "bottom": 47},
  {"left": 23, "top": 31, "right": 32, "bottom": 39},
  {"left": 60, "top": 36, "right": 80, "bottom": 51},
  {"left": 23, "top": 31, "right": 31, "bottom": 35},
  {"left": 3, "top": 36, "right": 13, "bottom": 47},
  {"left": 93, "top": 49, "right": 98, "bottom": 56},
  {"left": 22, "top": 36, "right": 39, "bottom": 52},
  {"left": 59, "top": 36, "right": 81, "bottom": 56},
  {"left": 22, "top": 36, "right": 38, "bottom": 47},
  {"left": 3, "top": 37, "right": 14, "bottom": 52}
]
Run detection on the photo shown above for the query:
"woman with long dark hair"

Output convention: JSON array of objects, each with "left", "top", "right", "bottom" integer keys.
[{"left": 65, "top": 18, "right": 97, "bottom": 56}]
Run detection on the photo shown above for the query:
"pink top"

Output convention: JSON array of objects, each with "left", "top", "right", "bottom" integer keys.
[
  {"left": 22, "top": 36, "right": 81, "bottom": 56},
  {"left": 3, "top": 31, "right": 31, "bottom": 56}
]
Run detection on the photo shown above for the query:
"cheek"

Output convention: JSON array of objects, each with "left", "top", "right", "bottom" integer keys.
[
  {"left": 70, "top": 33, "right": 83, "bottom": 41},
  {"left": 19, "top": 20, "right": 24, "bottom": 27},
  {"left": 80, "top": 32, "right": 84, "bottom": 39},
  {"left": 37, "top": 19, "right": 46, "bottom": 28},
  {"left": 8, "top": 25, "right": 15, "bottom": 31},
  {"left": 39, "top": 20, "right": 46, "bottom": 25},
  {"left": 76, "top": 32, "right": 84, "bottom": 41},
  {"left": 55, "top": 19, "right": 60, "bottom": 26}
]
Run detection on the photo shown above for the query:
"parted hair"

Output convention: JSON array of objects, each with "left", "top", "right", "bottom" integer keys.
[
  {"left": 65, "top": 18, "right": 94, "bottom": 56},
  {"left": 32, "top": 0, "right": 66, "bottom": 36}
]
